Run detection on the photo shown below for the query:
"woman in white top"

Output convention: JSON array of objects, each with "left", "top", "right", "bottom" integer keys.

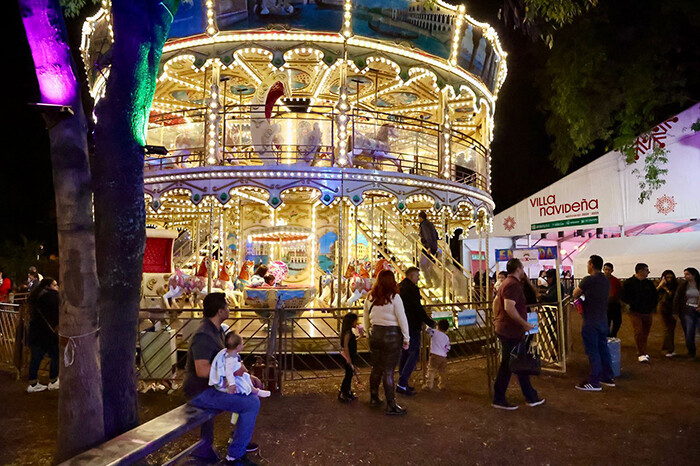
[
  {"left": 364, "top": 270, "right": 410, "bottom": 415},
  {"left": 674, "top": 267, "right": 700, "bottom": 357}
]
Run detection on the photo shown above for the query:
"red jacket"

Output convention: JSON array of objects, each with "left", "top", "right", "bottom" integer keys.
[
  {"left": 607, "top": 274, "right": 621, "bottom": 303},
  {"left": 0, "top": 277, "right": 12, "bottom": 302}
]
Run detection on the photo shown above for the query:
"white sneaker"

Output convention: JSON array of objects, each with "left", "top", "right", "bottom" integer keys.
[
  {"left": 257, "top": 389, "right": 271, "bottom": 398},
  {"left": 27, "top": 383, "right": 48, "bottom": 393},
  {"left": 638, "top": 355, "right": 650, "bottom": 363},
  {"left": 665, "top": 352, "right": 677, "bottom": 358},
  {"left": 48, "top": 379, "right": 60, "bottom": 390}
]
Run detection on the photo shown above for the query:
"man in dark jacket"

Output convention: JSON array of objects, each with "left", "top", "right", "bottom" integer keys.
[
  {"left": 397, "top": 266, "right": 435, "bottom": 395},
  {"left": 621, "top": 263, "right": 658, "bottom": 363},
  {"left": 418, "top": 211, "right": 438, "bottom": 257}
]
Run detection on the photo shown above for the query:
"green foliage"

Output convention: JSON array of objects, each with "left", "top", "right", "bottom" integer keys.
[
  {"left": 0, "top": 237, "right": 46, "bottom": 285},
  {"left": 691, "top": 118, "right": 700, "bottom": 132},
  {"left": 60, "top": 0, "right": 98, "bottom": 18},
  {"left": 621, "top": 143, "right": 669, "bottom": 203},
  {"left": 537, "top": 0, "right": 700, "bottom": 174},
  {"left": 500, "top": 0, "right": 598, "bottom": 46}
]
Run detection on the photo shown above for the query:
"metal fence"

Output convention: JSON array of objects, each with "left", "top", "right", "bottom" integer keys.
[
  {"left": 0, "top": 303, "right": 23, "bottom": 378},
  {"left": 136, "top": 302, "right": 499, "bottom": 393}
]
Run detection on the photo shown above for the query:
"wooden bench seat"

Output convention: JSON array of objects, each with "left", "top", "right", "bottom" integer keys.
[{"left": 60, "top": 404, "right": 219, "bottom": 466}]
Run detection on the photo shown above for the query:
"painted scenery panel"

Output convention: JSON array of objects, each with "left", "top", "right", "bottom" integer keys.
[
  {"left": 169, "top": 0, "right": 206, "bottom": 39},
  {"left": 352, "top": 0, "right": 456, "bottom": 60},
  {"left": 216, "top": 0, "right": 343, "bottom": 33},
  {"left": 458, "top": 22, "right": 501, "bottom": 92}
]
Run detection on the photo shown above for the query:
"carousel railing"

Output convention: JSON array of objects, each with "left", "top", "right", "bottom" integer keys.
[
  {"left": 145, "top": 104, "right": 490, "bottom": 191},
  {"left": 135, "top": 300, "right": 499, "bottom": 392}
]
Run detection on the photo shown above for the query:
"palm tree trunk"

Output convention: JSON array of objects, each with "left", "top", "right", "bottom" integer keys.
[
  {"left": 18, "top": 0, "right": 104, "bottom": 461},
  {"left": 93, "top": 0, "right": 176, "bottom": 438}
]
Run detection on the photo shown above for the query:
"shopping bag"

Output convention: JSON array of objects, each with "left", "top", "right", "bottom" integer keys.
[{"left": 508, "top": 335, "right": 541, "bottom": 376}]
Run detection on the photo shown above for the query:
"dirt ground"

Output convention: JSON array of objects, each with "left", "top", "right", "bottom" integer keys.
[{"left": 1, "top": 311, "right": 699, "bottom": 465}]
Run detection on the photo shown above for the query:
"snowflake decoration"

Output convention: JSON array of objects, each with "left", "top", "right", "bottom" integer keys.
[
  {"left": 503, "top": 216, "right": 516, "bottom": 232},
  {"left": 654, "top": 194, "right": 676, "bottom": 215}
]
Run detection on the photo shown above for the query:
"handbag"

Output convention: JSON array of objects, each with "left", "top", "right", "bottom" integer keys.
[{"left": 508, "top": 335, "right": 541, "bottom": 376}]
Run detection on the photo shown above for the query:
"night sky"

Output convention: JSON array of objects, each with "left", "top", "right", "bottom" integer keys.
[{"left": 3, "top": 1, "right": 594, "bottom": 255}]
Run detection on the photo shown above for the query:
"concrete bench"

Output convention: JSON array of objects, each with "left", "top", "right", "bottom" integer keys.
[{"left": 60, "top": 404, "right": 219, "bottom": 466}]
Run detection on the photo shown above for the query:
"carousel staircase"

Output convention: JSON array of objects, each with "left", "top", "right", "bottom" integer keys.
[{"left": 357, "top": 205, "right": 476, "bottom": 306}]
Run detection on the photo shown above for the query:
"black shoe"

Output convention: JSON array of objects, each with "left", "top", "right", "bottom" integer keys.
[
  {"left": 246, "top": 442, "right": 259, "bottom": 453},
  {"left": 407, "top": 385, "right": 416, "bottom": 392},
  {"left": 600, "top": 379, "right": 616, "bottom": 387},
  {"left": 491, "top": 401, "right": 518, "bottom": 410},
  {"left": 345, "top": 391, "right": 358, "bottom": 400},
  {"left": 385, "top": 401, "right": 407, "bottom": 416},
  {"left": 369, "top": 397, "right": 383, "bottom": 408},
  {"left": 396, "top": 385, "right": 415, "bottom": 396},
  {"left": 225, "top": 454, "right": 258, "bottom": 466},
  {"left": 338, "top": 391, "right": 350, "bottom": 402},
  {"left": 575, "top": 381, "right": 602, "bottom": 392}
]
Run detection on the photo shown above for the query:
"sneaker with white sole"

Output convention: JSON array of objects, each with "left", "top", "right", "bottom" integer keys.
[
  {"left": 600, "top": 379, "right": 616, "bottom": 387},
  {"left": 48, "top": 379, "right": 59, "bottom": 391},
  {"left": 638, "top": 355, "right": 650, "bottom": 363},
  {"left": 575, "top": 382, "right": 602, "bottom": 392},
  {"left": 665, "top": 352, "right": 677, "bottom": 358},
  {"left": 27, "top": 383, "right": 48, "bottom": 393},
  {"left": 491, "top": 401, "right": 518, "bottom": 410},
  {"left": 527, "top": 398, "right": 546, "bottom": 407},
  {"left": 256, "top": 389, "right": 271, "bottom": 398}
]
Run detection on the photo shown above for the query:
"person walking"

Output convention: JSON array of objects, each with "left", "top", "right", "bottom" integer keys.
[
  {"left": 603, "top": 263, "right": 623, "bottom": 338},
  {"left": 573, "top": 255, "right": 615, "bottom": 391},
  {"left": 492, "top": 258, "right": 543, "bottom": 410},
  {"left": 184, "top": 293, "right": 261, "bottom": 466},
  {"left": 26, "top": 278, "right": 60, "bottom": 393},
  {"left": 338, "top": 312, "right": 360, "bottom": 402},
  {"left": 657, "top": 270, "right": 679, "bottom": 357},
  {"left": 418, "top": 211, "right": 438, "bottom": 257},
  {"left": 621, "top": 263, "right": 658, "bottom": 363},
  {"left": 363, "top": 270, "right": 410, "bottom": 415},
  {"left": 674, "top": 267, "right": 700, "bottom": 358},
  {"left": 397, "top": 267, "right": 435, "bottom": 395}
]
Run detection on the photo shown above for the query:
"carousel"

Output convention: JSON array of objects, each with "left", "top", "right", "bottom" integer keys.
[{"left": 81, "top": 0, "right": 504, "bottom": 318}]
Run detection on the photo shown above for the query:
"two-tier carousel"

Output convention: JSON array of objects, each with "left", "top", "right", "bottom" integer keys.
[{"left": 81, "top": 0, "right": 505, "bottom": 313}]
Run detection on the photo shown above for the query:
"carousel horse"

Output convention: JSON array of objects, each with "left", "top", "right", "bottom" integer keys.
[
  {"left": 257, "top": 0, "right": 294, "bottom": 16},
  {"left": 346, "top": 274, "right": 371, "bottom": 306},
  {"left": 348, "top": 124, "right": 402, "bottom": 172},
  {"left": 318, "top": 272, "right": 334, "bottom": 306},
  {"left": 298, "top": 121, "right": 323, "bottom": 164},
  {"left": 250, "top": 71, "right": 292, "bottom": 163},
  {"left": 162, "top": 269, "right": 187, "bottom": 309},
  {"left": 373, "top": 258, "right": 394, "bottom": 278}
]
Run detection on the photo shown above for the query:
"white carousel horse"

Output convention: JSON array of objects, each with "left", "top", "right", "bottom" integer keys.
[
  {"left": 250, "top": 71, "right": 292, "bottom": 163},
  {"left": 348, "top": 124, "right": 402, "bottom": 172},
  {"left": 298, "top": 121, "right": 323, "bottom": 164},
  {"left": 259, "top": 0, "right": 293, "bottom": 15},
  {"left": 346, "top": 274, "right": 371, "bottom": 306},
  {"left": 162, "top": 269, "right": 187, "bottom": 309},
  {"left": 318, "top": 272, "right": 334, "bottom": 307}
]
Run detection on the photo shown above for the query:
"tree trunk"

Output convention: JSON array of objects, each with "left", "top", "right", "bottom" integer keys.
[
  {"left": 93, "top": 0, "right": 176, "bottom": 438},
  {"left": 18, "top": 0, "right": 104, "bottom": 461}
]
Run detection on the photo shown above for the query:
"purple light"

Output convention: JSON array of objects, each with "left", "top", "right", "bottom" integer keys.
[{"left": 20, "top": 0, "right": 78, "bottom": 105}]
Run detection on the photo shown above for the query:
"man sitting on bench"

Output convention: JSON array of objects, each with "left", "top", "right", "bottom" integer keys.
[{"left": 184, "top": 292, "right": 262, "bottom": 465}]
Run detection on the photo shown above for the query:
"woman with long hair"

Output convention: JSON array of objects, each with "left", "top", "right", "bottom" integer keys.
[
  {"left": 657, "top": 270, "right": 679, "bottom": 357},
  {"left": 363, "top": 270, "right": 410, "bottom": 415},
  {"left": 338, "top": 312, "right": 359, "bottom": 402},
  {"left": 674, "top": 267, "right": 700, "bottom": 358},
  {"left": 26, "top": 277, "right": 60, "bottom": 393}
]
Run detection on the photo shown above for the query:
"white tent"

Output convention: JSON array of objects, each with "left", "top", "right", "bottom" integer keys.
[{"left": 572, "top": 230, "right": 700, "bottom": 278}]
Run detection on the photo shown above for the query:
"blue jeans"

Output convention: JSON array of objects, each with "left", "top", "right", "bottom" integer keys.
[
  {"left": 28, "top": 344, "right": 59, "bottom": 383},
  {"left": 581, "top": 324, "right": 614, "bottom": 385},
  {"left": 398, "top": 329, "right": 421, "bottom": 387},
  {"left": 189, "top": 388, "right": 260, "bottom": 459},
  {"left": 680, "top": 306, "right": 699, "bottom": 356}
]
